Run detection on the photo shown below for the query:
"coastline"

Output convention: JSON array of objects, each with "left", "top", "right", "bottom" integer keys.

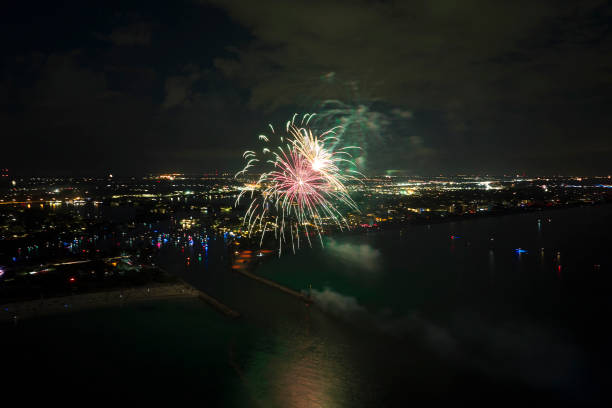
[
  {"left": 0, "top": 280, "right": 241, "bottom": 323},
  {"left": 0, "top": 283, "right": 197, "bottom": 323},
  {"left": 363, "top": 201, "right": 612, "bottom": 229}
]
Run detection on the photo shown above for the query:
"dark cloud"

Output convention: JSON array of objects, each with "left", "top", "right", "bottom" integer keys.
[
  {"left": 1, "top": 52, "right": 155, "bottom": 172},
  {"left": 1, "top": 0, "right": 611, "bottom": 175},
  {"left": 1, "top": 1, "right": 255, "bottom": 176},
  {"left": 1, "top": 49, "right": 255, "bottom": 175},
  {"left": 108, "top": 22, "right": 152, "bottom": 46},
  {"left": 95, "top": 22, "right": 153, "bottom": 47},
  {"left": 161, "top": 65, "right": 208, "bottom": 109},
  {"left": 205, "top": 0, "right": 612, "bottom": 174}
]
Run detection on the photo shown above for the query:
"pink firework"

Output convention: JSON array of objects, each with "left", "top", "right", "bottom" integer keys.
[{"left": 236, "top": 114, "right": 361, "bottom": 253}]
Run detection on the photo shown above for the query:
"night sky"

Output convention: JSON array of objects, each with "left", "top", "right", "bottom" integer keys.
[{"left": 2, "top": 0, "right": 612, "bottom": 176}]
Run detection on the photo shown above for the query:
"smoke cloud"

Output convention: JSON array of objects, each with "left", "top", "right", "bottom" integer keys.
[
  {"left": 309, "top": 287, "right": 590, "bottom": 397},
  {"left": 326, "top": 239, "right": 382, "bottom": 273}
]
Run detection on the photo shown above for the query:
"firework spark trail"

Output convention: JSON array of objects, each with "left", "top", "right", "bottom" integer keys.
[
  {"left": 235, "top": 114, "right": 362, "bottom": 254},
  {"left": 312, "top": 95, "right": 397, "bottom": 171}
]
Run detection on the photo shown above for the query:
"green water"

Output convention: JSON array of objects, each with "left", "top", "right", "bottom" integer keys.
[{"left": 4, "top": 205, "right": 612, "bottom": 406}]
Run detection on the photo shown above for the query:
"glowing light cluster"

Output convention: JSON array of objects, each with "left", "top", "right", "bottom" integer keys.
[{"left": 236, "top": 114, "right": 362, "bottom": 254}]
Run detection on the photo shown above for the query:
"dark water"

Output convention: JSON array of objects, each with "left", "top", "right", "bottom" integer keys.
[{"left": 4, "top": 205, "right": 612, "bottom": 406}]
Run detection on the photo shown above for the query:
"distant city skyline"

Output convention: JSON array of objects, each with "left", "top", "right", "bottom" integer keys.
[{"left": 1, "top": 167, "right": 612, "bottom": 179}]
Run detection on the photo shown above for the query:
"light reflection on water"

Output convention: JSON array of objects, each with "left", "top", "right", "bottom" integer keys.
[{"left": 239, "top": 331, "right": 356, "bottom": 408}]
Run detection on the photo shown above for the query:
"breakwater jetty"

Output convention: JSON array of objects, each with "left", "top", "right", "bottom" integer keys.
[
  {"left": 232, "top": 268, "right": 312, "bottom": 304},
  {"left": 191, "top": 287, "right": 241, "bottom": 319}
]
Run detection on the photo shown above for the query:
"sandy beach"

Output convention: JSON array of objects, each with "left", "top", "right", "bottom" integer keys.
[{"left": 0, "top": 283, "right": 200, "bottom": 323}]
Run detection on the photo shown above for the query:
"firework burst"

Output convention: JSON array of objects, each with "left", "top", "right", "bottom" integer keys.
[{"left": 235, "top": 114, "right": 362, "bottom": 254}]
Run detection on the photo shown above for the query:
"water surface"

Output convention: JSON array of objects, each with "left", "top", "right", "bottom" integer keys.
[{"left": 5, "top": 205, "right": 612, "bottom": 406}]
